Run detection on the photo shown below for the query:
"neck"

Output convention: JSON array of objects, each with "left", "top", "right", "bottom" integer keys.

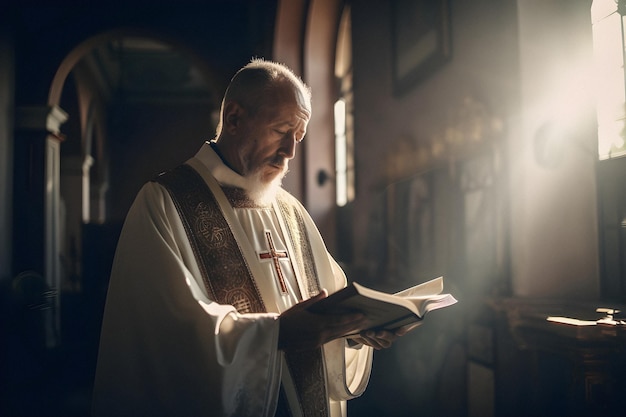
[{"left": 210, "top": 140, "right": 239, "bottom": 173}]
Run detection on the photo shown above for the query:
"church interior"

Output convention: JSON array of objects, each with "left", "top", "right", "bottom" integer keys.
[{"left": 1, "top": 0, "right": 626, "bottom": 416}]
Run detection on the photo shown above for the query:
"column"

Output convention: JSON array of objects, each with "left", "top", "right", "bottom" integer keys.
[{"left": 13, "top": 104, "right": 67, "bottom": 347}]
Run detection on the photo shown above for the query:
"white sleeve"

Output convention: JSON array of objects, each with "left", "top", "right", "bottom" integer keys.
[
  {"left": 324, "top": 258, "right": 374, "bottom": 401},
  {"left": 93, "top": 182, "right": 281, "bottom": 417}
]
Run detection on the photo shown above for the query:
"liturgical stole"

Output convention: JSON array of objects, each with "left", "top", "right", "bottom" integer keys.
[{"left": 155, "top": 163, "right": 329, "bottom": 417}]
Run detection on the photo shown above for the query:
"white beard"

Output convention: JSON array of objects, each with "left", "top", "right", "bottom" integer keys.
[{"left": 243, "top": 169, "right": 285, "bottom": 206}]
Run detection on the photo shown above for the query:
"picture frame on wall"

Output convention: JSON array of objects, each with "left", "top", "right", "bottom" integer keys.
[{"left": 391, "top": 0, "right": 452, "bottom": 96}]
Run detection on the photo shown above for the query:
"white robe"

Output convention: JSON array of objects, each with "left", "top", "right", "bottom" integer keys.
[{"left": 92, "top": 142, "right": 373, "bottom": 417}]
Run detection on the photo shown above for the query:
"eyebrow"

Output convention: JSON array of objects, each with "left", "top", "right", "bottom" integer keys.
[{"left": 274, "top": 121, "right": 304, "bottom": 130}]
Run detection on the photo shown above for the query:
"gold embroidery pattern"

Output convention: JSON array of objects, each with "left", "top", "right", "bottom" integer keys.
[
  {"left": 195, "top": 202, "right": 228, "bottom": 249},
  {"left": 155, "top": 164, "right": 265, "bottom": 314},
  {"left": 276, "top": 191, "right": 322, "bottom": 297},
  {"left": 276, "top": 190, "right": 329, "bottom": 417},
  {"left": 225, "top": 288, "right": 255, "bottom": 313},
  {"left": 156, "top": 166, "right": 329, "bottom": 416}
]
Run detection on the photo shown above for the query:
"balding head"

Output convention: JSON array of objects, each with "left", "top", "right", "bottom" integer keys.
[{"left": 215, "top": 59, "right": 311, "bottom": 136}]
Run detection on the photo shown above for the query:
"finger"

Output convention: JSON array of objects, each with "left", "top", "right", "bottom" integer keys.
[
  {"left": 297, "top": 289, "right": 328, "bottom": 308},
  {"left": 346, "top": 337, "right": 367, "bottom": 347},
  {"left": 283, "top": 290, "right": 329, "bottom": 316},
  {"left": 373, "top": 330, "right": 399, "bottom": 345},
  {"left": 360, "top": 330, "right": 397, "bottom": 350},
  {"left": 395, "top": 321, "right": 423, "bottom": 336},
  {"left": 359, "top": 332, "right": 385, "bottom": 350},
  {"left": 358, "top": 335, "right": 385, "bottom": 350}
]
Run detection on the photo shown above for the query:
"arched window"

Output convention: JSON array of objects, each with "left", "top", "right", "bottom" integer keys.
[{"left": 334, "top": 5, "right": 354, "bottom": 207}]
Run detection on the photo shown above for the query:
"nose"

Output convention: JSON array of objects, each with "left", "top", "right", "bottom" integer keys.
[{"left": 279, "top": 133, "right": 297, "bottom": 160}]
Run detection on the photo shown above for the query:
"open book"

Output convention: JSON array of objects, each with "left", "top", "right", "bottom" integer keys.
[{"left": 308, "top": 277, "right": 457, "bottom": 335}]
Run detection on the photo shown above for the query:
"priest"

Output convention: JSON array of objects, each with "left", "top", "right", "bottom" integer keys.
[{"left": 92, "top": 58, "right": 414, "bottom": 417}]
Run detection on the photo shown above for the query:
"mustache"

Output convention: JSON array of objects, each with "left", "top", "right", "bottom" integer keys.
[{"left": 268, "top": 156, "right": 288, "bottom": 168}]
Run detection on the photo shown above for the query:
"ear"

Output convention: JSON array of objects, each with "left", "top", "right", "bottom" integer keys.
[{"left": 222, "top": 101, "right": 245, "bottom": 134}]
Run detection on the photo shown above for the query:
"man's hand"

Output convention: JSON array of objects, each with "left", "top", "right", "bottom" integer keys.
[
  {"left": 349, "top": 321, "right": 423, "bottom": 350},
  {"left": 278, "top": 290, "right": 369, "bottom": 352},
  {"left": 349, "top": 330, "right": 398, "bottom": 350}
]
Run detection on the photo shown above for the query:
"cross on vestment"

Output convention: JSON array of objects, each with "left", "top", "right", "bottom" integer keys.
[{"left": 258, "top": 230, "right": 291, "bottom": 294}]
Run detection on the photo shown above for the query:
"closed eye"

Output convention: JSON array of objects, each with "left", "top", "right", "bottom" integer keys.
[{"left": 275, "top": 129, "right": 305, "bottom": 143}]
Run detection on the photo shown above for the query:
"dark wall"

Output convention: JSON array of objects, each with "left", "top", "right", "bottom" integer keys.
[
  {"left": 9, "top": 0, "right": 277, "bottom": 105},
  {"left": 107, "top": 101, "right": 213, "bottom": 222}
]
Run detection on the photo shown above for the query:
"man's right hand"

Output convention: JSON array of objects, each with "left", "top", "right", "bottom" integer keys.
[{"left": 278, "top": 290, "right": 368, "bottom": 351}]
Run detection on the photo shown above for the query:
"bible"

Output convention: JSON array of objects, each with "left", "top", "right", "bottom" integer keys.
[{"left": 308, "top": 277, "right": 457, "bottom": 335}]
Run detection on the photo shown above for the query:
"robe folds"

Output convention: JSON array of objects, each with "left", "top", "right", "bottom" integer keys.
[{"left": 92, "top": 142, "right": 373, "bottom": 417}]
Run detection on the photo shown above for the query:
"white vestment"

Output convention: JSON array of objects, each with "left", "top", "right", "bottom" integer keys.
[{"left": 92, "top": 142, "right": 373, "bottom": 417}]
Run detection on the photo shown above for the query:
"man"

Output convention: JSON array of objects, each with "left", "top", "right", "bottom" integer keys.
[{"left": 92, "top": 59, "right": 411, "bottom": 417}]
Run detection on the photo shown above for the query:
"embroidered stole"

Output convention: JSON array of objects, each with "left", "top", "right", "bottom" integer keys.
[{"left": 155, "top": 164, "right": 329, "bottom": 417}]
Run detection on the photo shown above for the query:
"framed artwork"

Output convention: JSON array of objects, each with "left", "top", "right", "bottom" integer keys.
[{"left": 391, "top": 0, "right": 452, "bottom": 96}]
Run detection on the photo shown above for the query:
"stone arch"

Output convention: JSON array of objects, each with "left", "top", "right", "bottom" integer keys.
[
  {"left": 46, "top": 28, "right": 220, "bottom": 295},
  {"left": 48, "top": 28, "right": 221, "bottom": 108}
]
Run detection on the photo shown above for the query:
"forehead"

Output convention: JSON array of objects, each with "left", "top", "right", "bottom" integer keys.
[{"left": 258, "top": 82, "right": 311, "bottom": 122}]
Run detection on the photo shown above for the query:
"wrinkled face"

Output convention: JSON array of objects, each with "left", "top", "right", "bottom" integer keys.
[{"left": 238, "top": 83, "right": 311, "bottom": 184}]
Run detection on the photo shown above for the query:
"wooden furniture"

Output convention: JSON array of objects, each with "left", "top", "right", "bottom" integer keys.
[{"left": 488, "top": 298, "right": 626, "bottom": 417}]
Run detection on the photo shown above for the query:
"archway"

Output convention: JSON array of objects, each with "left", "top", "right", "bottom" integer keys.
[
  {"left": 49, "top": 27, "right": 218, "bottom": 288},
  {"left": 38, "top": 32, "right": 220, "bottom": 406}
]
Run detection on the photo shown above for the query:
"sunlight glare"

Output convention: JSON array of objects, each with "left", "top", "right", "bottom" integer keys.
[{"left": 591, "top": 0, "right": 626, "bottom": 159}]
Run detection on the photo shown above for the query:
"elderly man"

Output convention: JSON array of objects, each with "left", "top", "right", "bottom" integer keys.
[{"left": 92, "top": 59, "right": 410, "bottom": 417}]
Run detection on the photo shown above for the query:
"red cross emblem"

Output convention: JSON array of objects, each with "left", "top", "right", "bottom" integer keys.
[{"left": 258, "top": 230, "right": 290, "bottom": 294}]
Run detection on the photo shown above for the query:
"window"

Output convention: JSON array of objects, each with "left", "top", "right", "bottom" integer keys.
[
  {"left": 334, "top": 5, "right": 354, "bottom": 206},
  {"left": 592, "top": 0, "right": 626, "bottom": 159},
  {"left": 593, "top": 0, "right": 626, "bottom": 302}
]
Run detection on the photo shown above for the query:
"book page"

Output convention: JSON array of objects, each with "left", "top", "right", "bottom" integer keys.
[
  {"left": 403, "top": 293, "right": 458, "bottom": 316},
  {"left": 394, "top": 276, "right": 444, "bottom": 298},
  {"left": 308, "top": 276, "right": 457, "bottom": 334}
]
